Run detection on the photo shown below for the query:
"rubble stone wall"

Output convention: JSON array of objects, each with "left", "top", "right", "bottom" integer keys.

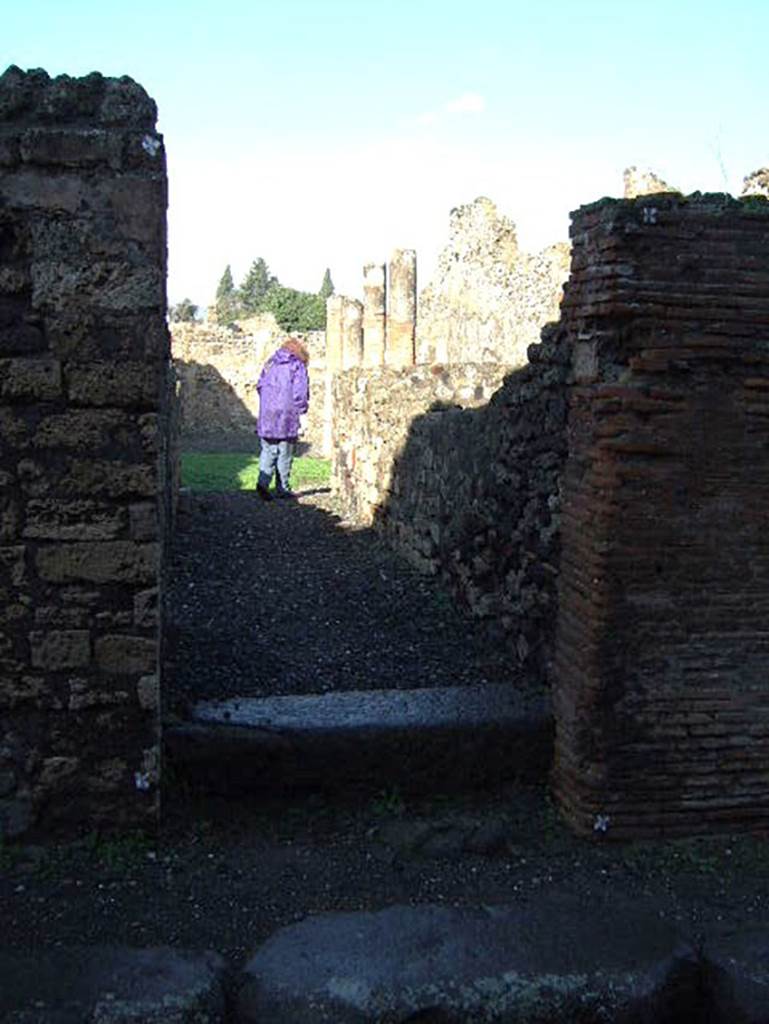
[
  {"left": 415, "top": 197, "right": 570, "bottom": 368},
  {"left": 553, "top": 193, "right": 769, "bottom": 838},
  {"left": 171, "top": 318, "right": 328, "bottom": 455},
  {"left": 332, "top": 336, "right": 568, "bottom": 678},
  {"left": 0, "top": 66, "right": 169, "bottom": 839}
]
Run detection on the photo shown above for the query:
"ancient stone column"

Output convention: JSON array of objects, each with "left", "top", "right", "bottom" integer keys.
[
  {"left": 0, "top": 66, "right": 168, "bottom": 839},
  {"left": 341, "top": 298, "right": 364, "bottom": 371},
  {"left": 385, "top": 249, "right": 417, "bottom": 368},
  {"left": 325, "top": 295, "right": 345, "bottom": 372},
  {"left": 362, "top": 262, "right": 386, "bottom": 366}
]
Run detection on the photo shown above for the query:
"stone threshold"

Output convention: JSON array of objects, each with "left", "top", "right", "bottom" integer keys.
[{"left": 165, "top": 684, "right": 553, "bottom": 796}]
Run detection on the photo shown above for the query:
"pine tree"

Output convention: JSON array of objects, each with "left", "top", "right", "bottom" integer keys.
[
  {"left": 214, "top": 265, "right": 238, "bottom": 324},
  {"left": 318, "top": 268, "right": 335, "bottom": 302},
  {"left": 240, "top": 258, "right": 277, "bottom": 315}
]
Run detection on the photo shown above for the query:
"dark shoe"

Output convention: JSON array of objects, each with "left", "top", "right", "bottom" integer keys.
[
  {"left": 274, "top": 489, "right": 296, "bottom": 500},
  {"left": 256, "top": 484, "right": 272, "bottom": 501}
]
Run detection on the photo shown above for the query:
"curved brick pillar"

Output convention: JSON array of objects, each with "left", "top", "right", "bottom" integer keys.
[
  {"left": 0, "top": 66, "right": 168, "bottom": 839},
  {"left": 553, "top": 194, "right": 769, "bottom": 839}
]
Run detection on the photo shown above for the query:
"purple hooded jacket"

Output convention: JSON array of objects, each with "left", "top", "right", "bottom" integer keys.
[{"left": 256, "top": 343, "right": 310, "bottom": 440}]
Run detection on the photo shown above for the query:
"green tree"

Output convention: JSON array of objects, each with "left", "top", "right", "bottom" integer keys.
[
  {"left": 169, "top": 297, "right": 199, "bottom": 323},
  {"left": 264, "top": 286, "right": 326, "bottom": 332},
  {"left": 214, "top": 265, "right": 238, "bottom": 324},
  {"left": 318, "top": 268, "right": 334, "bottom": 302},
  {"left": 240, "top": 258, "right": 278, "bottom": 315}
]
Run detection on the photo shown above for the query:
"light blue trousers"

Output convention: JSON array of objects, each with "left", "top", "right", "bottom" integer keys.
[{"left": 258, "top": 439, "right": 295, "bottom": 493}]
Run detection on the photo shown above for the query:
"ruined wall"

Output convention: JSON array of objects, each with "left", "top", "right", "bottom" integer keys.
[
  {"left": 415, "top": 197, "right": 570, "bottom": 367},
  {"left": 0, "top": 66, "right": 168, "bottom": 839},
  {"left": 332, "top": 363, "right": 512, "bottom": 526},
  {"left": 171, "top": 318, "right": 328, "bottom": 455},
  {"left": 553, "top": 193, "right": 769, "bottom": 839}
]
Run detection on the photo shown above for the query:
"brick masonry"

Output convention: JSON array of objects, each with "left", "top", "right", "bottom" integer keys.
[
  {"left": 0, "top": 67, "right": 169, "bottom": 838},
  {"left": 553, "top": 193, "right": 769, "bottom": 838}
]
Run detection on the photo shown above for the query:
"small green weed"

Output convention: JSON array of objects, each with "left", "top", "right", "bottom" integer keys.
[{"left": 371, "top": 786, "right": 406, "bottom": 818}]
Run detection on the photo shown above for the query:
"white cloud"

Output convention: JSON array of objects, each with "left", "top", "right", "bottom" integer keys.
[{"left": 445, "top": 91, "right": 486, "bottom": 114}]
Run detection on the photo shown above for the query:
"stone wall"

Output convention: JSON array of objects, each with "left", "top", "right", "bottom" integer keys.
[
  {"left": 0, "top": 67, "right": 168, "bottom": 839},
  {"left": 171, "top": 318, "right": 328, "bottom": 455},
  {"left": 415, "top": 197, "right": 570, "bottom": 368},
  {"left": 332, "top": 334, "right": 568, "bottom": 677},
  {"left": 552, "top": 193, "right": 769, "bottom": 838}
]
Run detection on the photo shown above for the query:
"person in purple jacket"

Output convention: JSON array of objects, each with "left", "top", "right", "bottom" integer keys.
[{"left": 255, "top": 337, "right": 310, "bottom": 501}]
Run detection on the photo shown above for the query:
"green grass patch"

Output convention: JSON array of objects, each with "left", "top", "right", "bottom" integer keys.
[{"left": 181, "top": 452, "right": 330, "bottom": 493}]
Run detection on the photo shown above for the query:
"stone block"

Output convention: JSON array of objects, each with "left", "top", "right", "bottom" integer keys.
[
  {"left": 29, "top": 629, "right": 91, "bottom": 669},
  {"left": 60, "top": 459, "right": 156, "bottom": 498},
  {"left": 68, "top": 678, "right": 130, "bottom": 711},
  {"left": 137, "top": 673, "right": 159, "bottom": 710},
  {"left": 129, "top": 502, "right": 158, "bottom": 540},
  {"left": 65, "top": 360, "right": 160, "bottom": 407},
  {"left": 31, "top": 258, "right": 164, "bottom": 314},
  {"left": 0, "top": 356, "right": 61, "bottom": 400},
  {"left": 134, "top": 587, "right": 158, "bottom": 628},
  {"left": 94, "top": 634, "right": 157, "bottom": 675},
  {"left": 23, "top": 498, "right": 127, "bottom": 540},
  {"left": 19, "top": 127, "right": 121, "bottom": 167},
  {"left": 0, "top": 494, "right": 19, "bottom": 540},
  {"left": 1, "top": 170, "right": 88, "bottom": 213},
  {"left": 35, "top": 541, "right": 158, "bottom": 584},
  {"left": 31, "top": 409, "right": 130, "bottom": 451},
  {"left": 238, "top": 897, "right": 699, "bottom": 1023},
  {"left": 0, "top": 545, "right": 26, "bottom": 588},
  {"left": 0, "top": 266, "right": 29, "bottom": 293},
  {"left": 102, "top": 174, "right": 167, "bottom": 245}
]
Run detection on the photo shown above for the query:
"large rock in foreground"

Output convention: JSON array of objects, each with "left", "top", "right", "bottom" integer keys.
[{"left": 237, "top": 896, "right": 699, "bottom": 1023}]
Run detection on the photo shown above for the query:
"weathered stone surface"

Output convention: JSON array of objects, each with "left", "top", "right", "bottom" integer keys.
[
  {"left": 416, "top": 197, "right": 569, "bottom": 367},
  {"left": 65, "top": 360, "right": 161, "bottom": 406},
  {"left": 29, "top": 629, "right": 91, "bottom": 669},
  {"left": 31, "top": 409, "right": 133, "bottom": 450},
  {"left": 23, "top": 498, "right": 126, "bottom": 540},
  {"left": 623, "top": 165, "right": 679, "bottom": 198},
  {"left": 385, "top": 248, "right": 416, "bottom": 368},
  {"left": 129, "top": 501, "right": 158, "bottom": 540},
  {"left": 0, "top": 356, "right": 61, "bottom": 400},
  {"left": 0, "top": 945, "right": 226, "bottom": 1023},
  {"left": 95, "top": 635, "right": 156, "bottom": 675},
  {"left": 59, "top": 459, "right": 156, "bottom": 498},
  {"left": 35, "top": 541, "right": 157, "bottom": 583},
  {"left": 237, "top": 897, "right": 698, "bottom": 1023}
]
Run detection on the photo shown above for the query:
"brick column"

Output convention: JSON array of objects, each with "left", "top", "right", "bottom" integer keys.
[
  {"left": 362, "top": 262, "right": 386, "bottom": 366},
  {"left": 552, "top": 194, "right": 769, "bottom": 839},
  {"left": 0, "top": 66, "right": 168, "bottom": 839},
  {"left": 385, "top": 249, "right": 416, "bottom": 368}
]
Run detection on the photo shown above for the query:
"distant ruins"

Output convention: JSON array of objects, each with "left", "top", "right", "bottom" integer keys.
[{"left": 4, "top": 64, "right": 769, "bottom": 842}]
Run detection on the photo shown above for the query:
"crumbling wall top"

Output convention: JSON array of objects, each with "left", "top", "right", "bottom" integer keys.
[{"left": 0, "top": 65, "right": 157, "bottom": 129}]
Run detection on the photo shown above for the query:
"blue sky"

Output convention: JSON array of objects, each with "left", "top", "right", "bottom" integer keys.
[{"left": 5, "top": 0, "right": 768, "bottom": 309}]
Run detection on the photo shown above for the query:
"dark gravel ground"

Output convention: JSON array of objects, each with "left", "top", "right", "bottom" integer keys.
[
  {"left": 3, "top": 488, "right": 769, "bottom": 976},
  {"left": 164, "top": 488, "right": 519, "bottom": 712}
]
